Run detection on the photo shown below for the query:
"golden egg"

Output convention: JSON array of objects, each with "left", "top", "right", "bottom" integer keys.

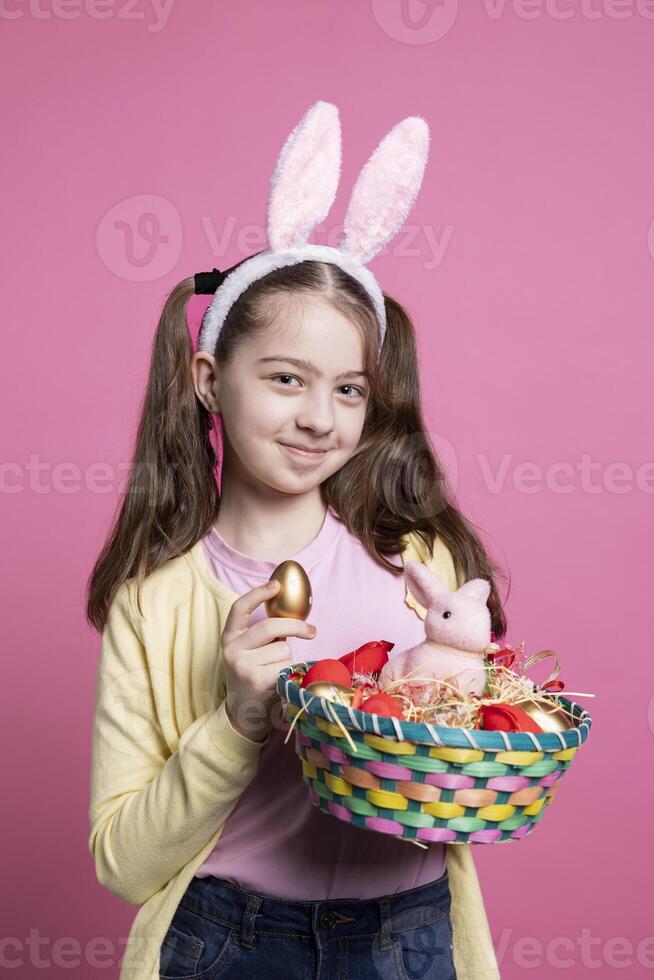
[
  {"left": 513, "top": 696, "right": 572, "bottom": 734},
  {"left": 304, "top": 682, "right": 355, "bottom": 706},
  {"left": 265, "top": 560, "right": 313, "bottom": 620}
]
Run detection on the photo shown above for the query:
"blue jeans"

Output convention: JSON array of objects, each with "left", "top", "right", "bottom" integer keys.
[{"left": 159, "top": 870, "right": 457, "bottom": 979}]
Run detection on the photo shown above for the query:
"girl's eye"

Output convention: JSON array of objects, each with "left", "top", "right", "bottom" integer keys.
[{"left": 271, "top": 376, "right": 364, "bottom": 398}]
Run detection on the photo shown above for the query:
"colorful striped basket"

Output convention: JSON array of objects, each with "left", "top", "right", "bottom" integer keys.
[{"left": 277, "top": 663, "right": 592, "bottom": 845}]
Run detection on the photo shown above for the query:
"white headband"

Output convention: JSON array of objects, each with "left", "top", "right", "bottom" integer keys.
[{"left": 197, "top": 101, "right": 430, "bottom": 355}]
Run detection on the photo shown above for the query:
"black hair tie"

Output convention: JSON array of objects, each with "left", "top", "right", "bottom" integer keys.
[{"left": 194, "top": 268, "right": 226, "bottom": 294}]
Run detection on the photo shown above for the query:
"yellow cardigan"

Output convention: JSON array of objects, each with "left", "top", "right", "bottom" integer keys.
[{"left": 88, "top": 529, "right": 500, "bottom": 979}]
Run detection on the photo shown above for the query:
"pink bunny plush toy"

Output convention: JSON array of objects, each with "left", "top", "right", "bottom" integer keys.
[{"left": 378, "top": 560, "right": 492, "bottom": 697}]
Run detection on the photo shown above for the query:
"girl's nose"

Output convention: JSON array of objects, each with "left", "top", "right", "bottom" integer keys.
[{"left": 295, "top": 394, "right": 335, "bottom": 434}]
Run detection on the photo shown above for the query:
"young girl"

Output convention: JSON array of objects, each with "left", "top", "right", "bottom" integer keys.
[{"left": 86, "top": 103, "right": 505, "bottom": 980}]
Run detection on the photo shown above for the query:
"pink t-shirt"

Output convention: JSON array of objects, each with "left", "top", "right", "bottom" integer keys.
[{"left": 194, "top": 504, "right": 446, "bottom": 899}]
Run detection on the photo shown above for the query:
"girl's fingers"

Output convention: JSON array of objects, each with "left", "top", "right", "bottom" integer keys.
[
  {"left": 256, "top": 642, "right": 302, "bottom": 667},
  {"left": 224, "top": 580, "right": 280, "bottom": 634},
  {"left": 239, "top": 616, "right": 317, "bottom": 651}
]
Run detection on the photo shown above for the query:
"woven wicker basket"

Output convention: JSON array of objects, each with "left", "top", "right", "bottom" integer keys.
[{"left": 277, "top": 662, "right": 592, "bottom": 845}]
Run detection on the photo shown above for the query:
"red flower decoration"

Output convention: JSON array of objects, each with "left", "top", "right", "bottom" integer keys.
[{"left": 339, "top": 640, "right": 394, "bottom": 676}]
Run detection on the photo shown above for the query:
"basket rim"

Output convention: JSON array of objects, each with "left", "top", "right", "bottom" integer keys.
[{"left": 277, "top": 662, "right": 592, "bottom": 752}]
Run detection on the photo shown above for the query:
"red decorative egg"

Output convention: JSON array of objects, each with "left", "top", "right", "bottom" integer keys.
[
  {"left": 479, "top": 703, "right": 543, "bottom": 733},
  {"left": 360, "top": 692, "right": 405, "bottom": 719},
  {"left": 340, "top": 640, "right": 394, "bottom": 676},
  {"left": 301, "top": 659, "right": 352, "bottom": 689}
]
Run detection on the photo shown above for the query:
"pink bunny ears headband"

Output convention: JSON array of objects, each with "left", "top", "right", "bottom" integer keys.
[{"left": 195, "top": 100, "right": 430, "bottom": 356}]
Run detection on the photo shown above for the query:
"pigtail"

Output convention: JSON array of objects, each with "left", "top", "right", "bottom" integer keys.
[{"left": 86, "top": 278, "right": 219, "bottom": 632}]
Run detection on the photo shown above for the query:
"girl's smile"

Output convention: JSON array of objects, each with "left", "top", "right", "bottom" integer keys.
[{"left": 277, "top": 441, "right": 330, "bottom": 462}]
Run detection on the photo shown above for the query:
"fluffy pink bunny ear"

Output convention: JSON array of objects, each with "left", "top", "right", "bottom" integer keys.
[
  {"left": 267, "top": 101, "right": 342, "bottom": 253},
  {"left": 405, "top": 559, "right": 449, "bottom": 609},
  {"left": 458, "top": 579, "right": 492, "bottom": 603},
  {"left": 340, "top": 116, "right": 430, "bottom": 265}
]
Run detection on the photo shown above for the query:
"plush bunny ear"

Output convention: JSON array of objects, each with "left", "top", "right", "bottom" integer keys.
[
  {"left": 339, "top": 116, "right": 430, "bottom": 265},
  {"left": 267, "top": 101, "right": 341, "bottom": 253},
  {"left": 404, "top": 559, "right": 449, "bottom": 609},
  {"left": 458, "top": 579, "right": 492, "bottom": 603}
]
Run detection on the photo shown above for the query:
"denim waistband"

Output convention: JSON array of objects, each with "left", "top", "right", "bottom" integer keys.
[{"left": 181, "top": 872, "right": 451, "bottom": 951}]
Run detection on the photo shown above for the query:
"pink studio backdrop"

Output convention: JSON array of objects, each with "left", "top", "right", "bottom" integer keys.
[{"left": 2, "top": 4, "right": 651, "bottom": 978}]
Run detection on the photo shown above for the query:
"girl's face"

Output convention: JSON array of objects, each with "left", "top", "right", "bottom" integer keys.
[{"left": 193, "top": 297, "right": 370, "bottom": 496}]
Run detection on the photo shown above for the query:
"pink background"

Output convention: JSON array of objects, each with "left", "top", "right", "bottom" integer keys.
[{"left": 3, "top": 3, "right": 651, "bottom": 977}]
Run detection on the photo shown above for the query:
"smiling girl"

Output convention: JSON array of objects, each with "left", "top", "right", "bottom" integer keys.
[{"left": 86, "top": 103, "right": 505, "bottom": 980}]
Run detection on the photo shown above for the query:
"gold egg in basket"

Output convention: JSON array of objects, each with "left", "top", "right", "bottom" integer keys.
[
  {"left": 265, "top": 560, "right": 313, "bottom": 620},
  {"left": 513, "top": 695, "right": 572, "bottom": 734},
  {"left": 303, "top": 681, "right": 355, "bottom": 706}
]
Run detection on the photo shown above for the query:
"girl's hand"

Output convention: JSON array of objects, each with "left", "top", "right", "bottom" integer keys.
[{"left": 221, "top": 579, "right": 317, "bottom": 742}]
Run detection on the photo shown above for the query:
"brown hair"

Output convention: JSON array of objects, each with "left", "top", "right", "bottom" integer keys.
[{"left": 86, "top": 261, "right": 509, "bottom": 638}]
